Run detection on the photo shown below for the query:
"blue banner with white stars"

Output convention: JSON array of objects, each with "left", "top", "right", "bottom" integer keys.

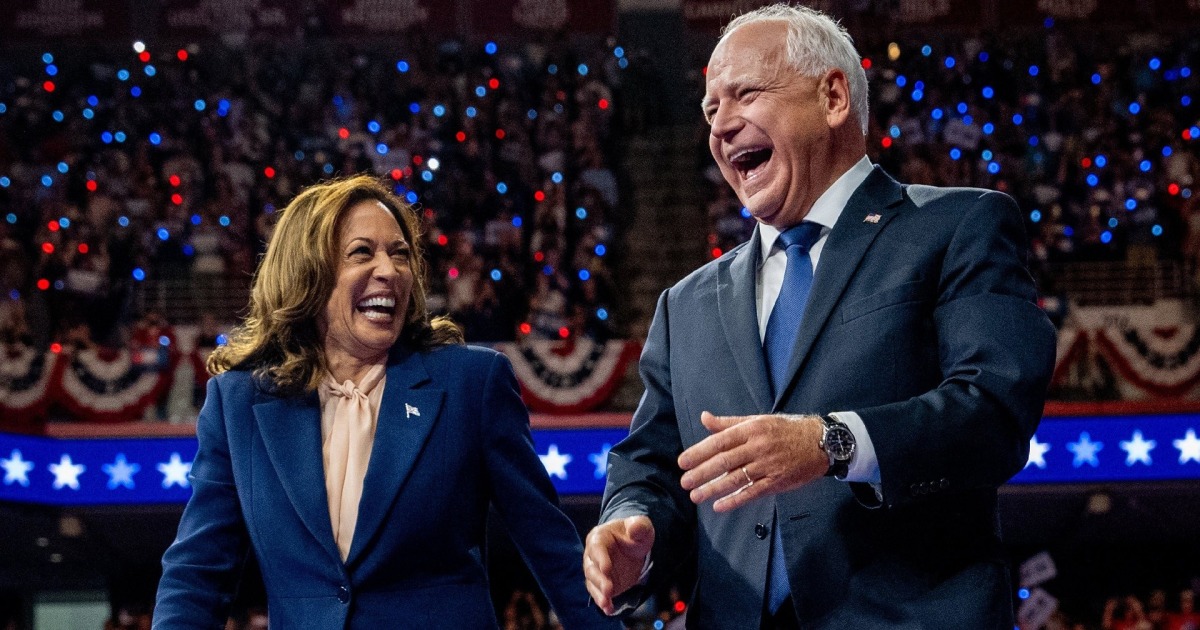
[{"left": 4, "top": 415, "right": 1200, "bottom": 505}]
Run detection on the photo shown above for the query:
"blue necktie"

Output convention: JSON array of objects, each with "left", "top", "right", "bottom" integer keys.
[{"left": 762, "top": 220, "right": 822, "bottom": 614}]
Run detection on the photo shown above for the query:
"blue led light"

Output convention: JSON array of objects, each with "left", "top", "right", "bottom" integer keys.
[
  {"left": 962, "top": 115, "right": 973, "bottom": 125},
  {"left": 42, "top": 53, "right": 54, "bottom": 64},
  {"left": 130, "top": 86, "right": 142, "bottom": 98},
  {"left": 548, "top": 64, "right": 558, "bottom": 75},
  {"left": 46, "top": 64, "right": 58, "bottom": 76},
  {"left": 1091, "top": 73, "right": 1102, "bottom": 85},
  {"left": 911, "top": 89, "right": 923, "bottom": 101},
  {"left": 408, "top": 102, "right": 420, "bottom": 114},
  {"left": 144, "top": 65, "right": 156, "bottom": 77},
  {"left": 1149, "top": 58, "right": 1161, "bottom": 70},
  {"left": 1043, "top": 16, "right": 1054, "bottom": 28},
  {"left": 1029, "top": 65, "right": 1039, "bottom": 76},
  {"left": 497, "top": 182, "right": 508, "bottom": 194},
  {"left": 1030, "top": 210, "right": 1042, "bottom": 222},
  {"left": 1095, "top": 155, "right": 1107, "bottom": 168},
  {"left": 159, "top": 336, "right": 171, "bottom": 347},
  {"left": 614, "top": 47, "right": 625, "bottom": 58},
  {"left": 982, "top": 123, "right": 994, "bottom": 135},
  {"left": 1183, "top": 67, "right": 1193, "bottom": 78},
  {"left": 595, "top": 244, "right": 606, "bottom": 256},
  {"left": 51, "top": 110, "right": 64, "bottom": 122},
  {"left": 921, "top": 45, "right": 932, "bottom": 56},
  {"left": 87, "top": 95, "right": 99, "bottom": 107},
  {"left": 191, "top": 214, "right": 202, "bottom": 226},
  {"left": 579, "top": 269, "right": 591, "bottom": 281},
  {"left": 157, "top": 228, "right": 169, "bottom": 241},
  {"left": 396, "top": 61, "right": 409, "bottom": 73},
  {"left": 4, "top": 213, "right": 13, "bottom": 223},
  {"left": 57, "top": 162, "right": 68, "bottom": 174},
  {"left": 1013, "top": 113, "right": 1024, "bottom": 125},
  {"left": 597, "top": 308, "right": 609, "bottom": 320},
  {"left": 40, "top": 175, "right": 53, "bottom": 188},
  {"left": 484, "top": 42, "right": 497, "bottom": 55},
  {"left": 405, "top": 192, "right": 418, "bottom": 204},
  {"left": 421, "top": 171, "right": 433, "bottom": 182},
  {"left": 979, "top": 51, "right": 989, "bottom": 62},
  {"left": 193, "top": 99, "right": 205, "bottom": 111},
  {"left": 618, "top": 58, "right": 629, "bottom": 69},
  {"left": 465, "top": 106, "right": 477, "bottom": 118},
  {"left": 182, "top": 244, "right": 193, "bottom": 256},
  {"left": 957, "top": 102, "right": 968, "bottom": 114},
  {"left": 1129, "top": 102, "right": 1141, "bottom": 115},
  {"left": 931, "top": 108, "right": 943, "bottom": 120},
  {"left": 1108, "top": 218, "right": 1119, "bottom": 228},
  {"left": 1063, "top": 226, "right": 1074, "bottom": 237},
  {"left": 1140, "top": 160, "right": 1152, "bottom": 172},
  {"left": 944, "top": 57, "right": 955, "bottom": 68},
  {"left": 294, "top": 150, "right": 304, "bottom": 161},
  {"left": 118, "top": 216, "right": 130, "bottom": 227},
  {"left": 219, "top": 215, "right": 231, "bottom": 227},
  {"left": 434, "top": 105, "right": 446, "bottom": 117},
  {"left": 376, "top": 143, "right": 389, "bottom": 155},
  {"left": 987, "top": 162, "right": 1000, "bottom": 174},
  {"left": 741, "top": 207, "right": 751, "bottom": 218},
  {"left": 367, "top": 120, "right": 381, "bottom": 133},
  {"left": 1018, "top": 589, "right": 1030, "bottom": 600},
  {"left": 82, "top": 108, "right": 94, "bottom": 120},
  {"left": 1086, "top": 174, "right": 1099, "bottom": 187},
  {"left": 1163, "top": 146, "right": 1173, "bottom": 157},
  {"left": 117, "top": 69, "right": 130, "bottom": 81},
  {"left": 577, "top": 64, "right": 589, "bottom": 76},
  {"left": 1192, "top": 126, "right": 1200, "bottom": 138},
  {"left": 101, "top": 132, "right": 113, "bottom": 144},
  {"left": 132, "top": 268, "right": 145, "bottom": 281},
  {"left": 475, "top": 86, "right": 486, "bottom": 98},
  {"left": 58, "top": 217, "right": 69, "bottom": 228},
  {"left": 527, "top": 109, "right": 538, "bottom": 120},
  {"left": 1152, "top": 224, "right": 1163, "bottom": 236},
  {"left": 114, "top": 132, "right": 126, "bottom": 143},
  {"left": 0, "top": 103, "right": 5, "bottom": 115},
  {"left": 949, "top": 148, "right": 962, "bottom": 160},
  {"left": 8, "top": 289, "right": 17, "bottom": 299},
  {"left": 982, "top": 150, "right": 993, "bottom": 160},
  {"left": 1100, "top": 231, "right": 1112, "bottom": 244},
  {"left": 1183, "top": 96, "right": 1193, "bottom": 107},
  {"left": 576, "top": 207, "right": 588, "bottom": 219},
  {"left": 1029, "top": 136, "right": 1039, "bottom": 146},
  {"left": 149, "top": 132, "right": 161, "bottom": 145},
  {"left": 490, "top": 269, "right": 502, "bottom": 281},
  {"left": 216, "top": 334, "right": 228, "bottom": 346},
  {"left": 542, "top": 265, "right": 553, "bottom": 276},
  {"left": 982, "top": 86, "right": 994, "bottom": 99},
  {"left": 551, "top": 172, "right": 563, "bottom": 183},
  {"left": 512, "top": 216, "right": 522, "bottom": 227},
  {"left": 895, "top": 75, "right": 907, "bottom": 87},
  {"left": 889, "top": 125, "right": 901, "bottom": 138},
  {"left": 0, "top": 178, "right": 9, "bottom": 189},
  {"left": 1126, "top": 199, "right": 1137, "bottom": 211}
]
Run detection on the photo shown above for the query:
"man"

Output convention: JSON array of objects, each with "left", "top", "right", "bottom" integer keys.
[{"left": 583, "top": 5, "right": 1056, "bottom": 629}]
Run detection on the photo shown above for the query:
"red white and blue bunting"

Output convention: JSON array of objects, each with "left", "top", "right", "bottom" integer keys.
[
  {"left": 1053, "top": 323, "right": 1200, "bottom": 399},
  {"left": 494, "top": 339, "right": 641, "bottom": 414}
]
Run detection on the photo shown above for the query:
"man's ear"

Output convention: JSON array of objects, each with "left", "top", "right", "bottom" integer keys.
[{"left": 821, "top": 68, "right": 852, "bottom": 128}]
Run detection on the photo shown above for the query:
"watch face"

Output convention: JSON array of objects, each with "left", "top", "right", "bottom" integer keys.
[{"left": 825, "top": 426, "right": 855, "bottom": 460}]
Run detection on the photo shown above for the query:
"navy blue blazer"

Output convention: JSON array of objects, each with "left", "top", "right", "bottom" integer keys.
[
  {"left": 155, "top": 344, "right": 616, "bottom": 629},
  {"left": 601, "top": 168, "right": 1057, "bottom": 628}
]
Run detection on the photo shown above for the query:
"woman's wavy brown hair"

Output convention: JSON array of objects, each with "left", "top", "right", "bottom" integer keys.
[{"left": 207, "top": 175, "right": 462, "bottom": 395}]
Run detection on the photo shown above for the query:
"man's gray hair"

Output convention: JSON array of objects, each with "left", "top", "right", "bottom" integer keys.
[{"left": 721, "top": 4, "right": 870, "bottom": 136}]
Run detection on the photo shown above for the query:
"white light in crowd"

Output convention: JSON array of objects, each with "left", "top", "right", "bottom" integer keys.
[
  {"left": 133, "top": 41, "right": 146, "bottom": 54},
  {"left": 427, "top": 157, "right": 440, "bottom": 171}
]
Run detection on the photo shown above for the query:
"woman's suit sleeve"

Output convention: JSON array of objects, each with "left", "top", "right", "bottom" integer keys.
[
  {"left": 480, "top": 353, "right": 620, "bottom": 630},
  {"left": 154, "top": 376, "right": 250, "bottom": 629}
]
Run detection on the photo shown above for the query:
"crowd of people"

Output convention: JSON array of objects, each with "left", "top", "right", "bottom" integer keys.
[
  {"left": 0, "top": 33, "right": 626, "bottom": 351},
  {"left": 703, "top": 24, "right": 1200, "bottom": 297}
]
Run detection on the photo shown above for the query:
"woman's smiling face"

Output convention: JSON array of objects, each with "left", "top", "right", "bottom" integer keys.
[{"left": 320, "top": 199, "right": 414, "bottom": 366}]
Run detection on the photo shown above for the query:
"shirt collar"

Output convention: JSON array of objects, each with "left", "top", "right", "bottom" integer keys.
[{"left": 757, "top": 156, "right": 874, "bottom": 265}]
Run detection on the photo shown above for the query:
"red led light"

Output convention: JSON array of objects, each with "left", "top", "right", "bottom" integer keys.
[
  {"left": 455, "top": 131, "right": 466, "bottom": 142},
  {"left": 42, "top": 242, "right": 54, "bottom": 254},
  {"left": 702, "top": 66, "right": 708, "bottom": 76},
  {"left": 861, "top": 58, "right": 872, "bottom": 70},
  {"left": 598, "top": 98, "right": 609, "bottom": 110},
  {"left": 495, "top": 129, "right": 506, "bottom": 139},
  {"left": 338, "top": 127, "right": 350, "bottom": 139},
  {"left": 1081, "top": 157, "right": 1092, "bottom": 168},
  {"left": 519, "top": 323, "right": 532, "bottom": 335},
  {"left": 78, "top": 243, "right": 89, "bottom": 254},
  {"left": 488, "top": 78, "right": 499, "bottom": 89},
  {"left": 171, "top": 193, "right": 183, "bottom": 205},
  {"left": 534, "top": 191, "right": 546, "bottom": 202},
  {"left": 176, "top": 49, "right": 188, "bottom": 61},
  {"left": 533, "top": 251, "right": 544, "bottom": 262},
  {"left": 263, "top": 166, "right": 276, "bottom": 178},
  {"left": 43, "top": 81, "right": 55, "bottom": 92},
  {"left": 169, "top": 174, "right": 181, "bottom": 187},
  {"left": 881, "top": 137, "right": 893, "bottom": 148},
  {"left": 1185, "top": 129, "right": 1193, "bottom": 140},
  {"left": 47, "top": 221, "right": 60, "bottom": 232},
  {"left": 558, "top": 327, "right": 570, "bottom": 339},
  {"left": 1169, "top": 183, "right": 1181, "bottom": 195},
  {"left": 436, "top": 234, "right": 448, "bottom": 246},
  {"left": 139, "top": 51, "right": 151, "bottom": 63},
  {"left": 50, "top": 342, "right": 63, "bottom": 353},
  {"left": 86, "top": 180, "right": 98, "bottom": 192},
  {"left": 673, "top": 601, "right": 686, "bottom": 613},
  {"left": 37, "top": 279, "right": 50, "bottom": 291},
  {"left": 413, "top": 155, "right": 423, "bottom": 165},
  {"left": 448, "top": 268, "right": 460, "bottom": 279},
  {"left": 711, "top": 247, "right": 722, "bottom": 258},
  {"left": 391, "top": 168, "right": 402, "bottom": 180}
]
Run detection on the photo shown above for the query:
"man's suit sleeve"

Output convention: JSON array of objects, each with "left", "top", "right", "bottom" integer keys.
[
  {"left": 854, "top": 191, "right": 1056, "bottom": 508},
  {"left": 480, "top": 353, "right": 620, "bottom": 630},
  {"left": 599, "top": 289, "right": 696, "bottom": 599},
  {"left": 154, "top": 376, "right": 250, "bottom": 629}
]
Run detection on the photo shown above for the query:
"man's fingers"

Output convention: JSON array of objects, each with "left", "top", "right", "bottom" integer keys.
[
  {"left": 700, "top": 410, "right": 747, "bottom": 432},
  {"left": 623, "top": 515, "right": 654, "bottom": 550},
  {"left": 713, "top": 473, "right": 770, "bottom": 512},
  {"left": 678, "top": 419, "right": 750, "bottom": 470},
  {"left": 681, "top": 442, "right": 756, "bottom": 494}
]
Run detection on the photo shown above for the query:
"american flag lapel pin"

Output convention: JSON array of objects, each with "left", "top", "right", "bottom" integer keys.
[
  {"left": 405, "top": 403, "right": 421, "bottom": 418},
  {"left": 864, "top": 213, "right": 882, "bottom": 224}
]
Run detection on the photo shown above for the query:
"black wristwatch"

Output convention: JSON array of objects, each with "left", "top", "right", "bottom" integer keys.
[{"left": 818, "top": 414, "right": 856, "bottom": 479}]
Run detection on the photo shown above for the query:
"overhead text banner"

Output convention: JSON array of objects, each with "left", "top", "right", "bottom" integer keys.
[
  {"left": 159, "top": 0, "right": 301, "bottom": 39},
  {"left": 470, "top": 0, "right": 616, "bottom": 36},
  {"left": 5, "top": 0, "right": 130, "bottom": 41},
  {"left": 331, "top": 0, "right": 456, "bottom": 36},
  {"left": 3, "top": 414, "right": 1199, "bottom": 505}
]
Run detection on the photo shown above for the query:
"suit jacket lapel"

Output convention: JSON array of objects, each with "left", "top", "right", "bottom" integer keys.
[
  {"left": 773, "top": 167, "right": 906, "bottom": 409},
  {"left": 718, "top": 225, "right": 773, "bottom": 412},
  {"left": 254, "top": 389, "right": 342, "bottom": 565},
  {"left": 346, "top": 348, "right": 444, "bottom": 566}
]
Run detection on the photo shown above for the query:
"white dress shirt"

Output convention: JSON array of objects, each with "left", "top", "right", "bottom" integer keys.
[{"left": 754, "top": 156, "right": 881, "bottom": 484}]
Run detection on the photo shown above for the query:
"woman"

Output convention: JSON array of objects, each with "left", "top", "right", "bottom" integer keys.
[{"left": 154, "top": 176, "right": 617, "bottom": 629}]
